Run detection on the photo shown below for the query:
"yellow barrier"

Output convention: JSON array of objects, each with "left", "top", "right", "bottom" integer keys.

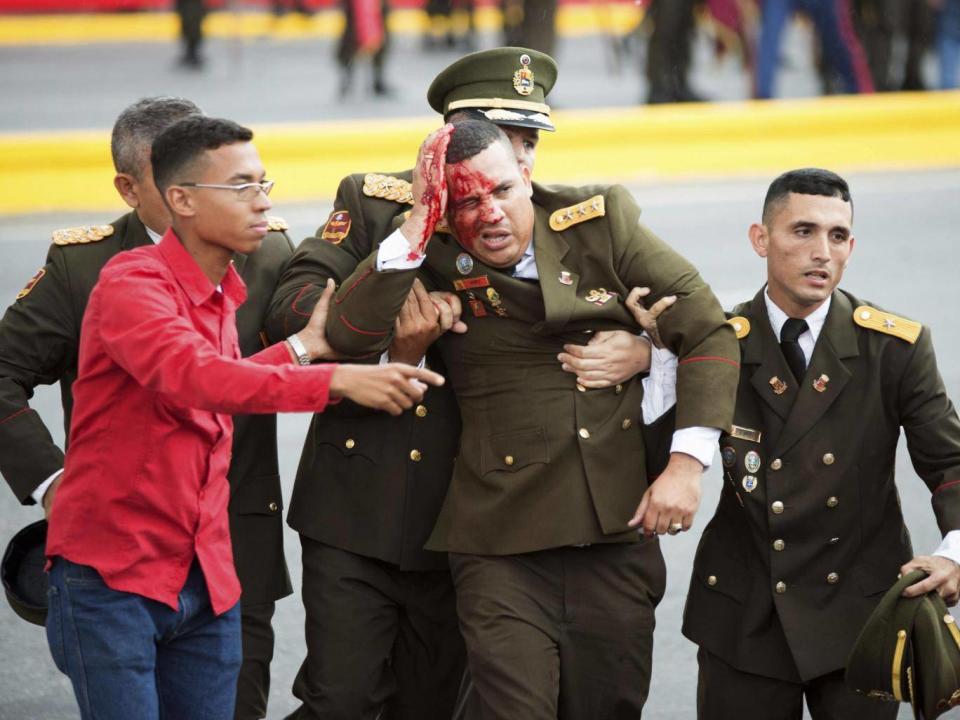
[
  {"left": 0, "top": 6, "right": 642, "bottom": 45},
  {"left": 1, "top": 92, "right": 958, "bottom": 216}
]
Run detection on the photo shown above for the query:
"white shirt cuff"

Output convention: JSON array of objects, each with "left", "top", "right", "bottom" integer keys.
[
  {"left": 379, "top": 350, "right": 426, "bottom": 369},
  {"left": 670, "top": 427, "right": 720, "bottom": 469},
  {"left": 31, "top": 468, "right": 63, "bottom": 505},
  {"left": 376, "top": 229, "right": 425, "bottom": 271},
  {"left": 933, "top": 530, "right": 960, "bottom": 566},
  {"left": 641, "top": 344, "right": 678, "bottom": 424}
]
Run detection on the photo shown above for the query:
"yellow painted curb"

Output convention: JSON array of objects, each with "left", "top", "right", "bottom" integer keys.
[
  {"left": 0, "top": 6, "right": 642, "bottom": 45},
  {"left": 1, "top": 91, "right": 958, "bottom": 216}
]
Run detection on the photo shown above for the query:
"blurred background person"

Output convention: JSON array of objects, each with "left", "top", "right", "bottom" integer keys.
[
  {"left": 934, "top": 0, "right": 960, "bottom": 87},
  {"left": 175, "top": 0, "right": 206, "bottom": 70},
  {"left": 755, "top": 0, "right": 874, "bottom": 98},
  {"left": 337, "top": 0, "right": 391, "bottom": 97},
  {"left": 503, "top": 0, "right": 558, "bottom": 55},
  {"left": 644, "top": 0, "right": 703, "bottom": 103}
]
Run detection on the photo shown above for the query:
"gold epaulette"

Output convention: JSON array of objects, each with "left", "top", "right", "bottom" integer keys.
[
  {"left": 549, "top": 195, "right": 605, "bottom": 231},
  {"left": 267, "top": 216, "right": 288, "bottom": 232},
  {"left": 728, "top": 316, "right": 751, "bottom": 339},
  {"left": 401, "top": 210, "right": 450, "bottom": 234},
  {"left": 52, "top": 225, "right": 114, "bottom": 246},
  {"left": 853, "top": 305, "right": 921, "bottom": 344},
  {"left": 363, "top": 173, "right": 413, "bottom": 204}
]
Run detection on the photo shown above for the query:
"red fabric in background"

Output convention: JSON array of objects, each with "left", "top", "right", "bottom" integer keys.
[
  {"left": 0, "top": 0, "right": 613, "bottom": 14},
  {"left": 352, "top": 0, "right": 384, "bottom": 52}
]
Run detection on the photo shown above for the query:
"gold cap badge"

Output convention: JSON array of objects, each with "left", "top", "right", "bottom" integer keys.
[{"left": 513, "top": 54, "right": 534, "bottom": 96}]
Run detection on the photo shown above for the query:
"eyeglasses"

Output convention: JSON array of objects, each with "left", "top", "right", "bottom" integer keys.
[{"left": 179, "top": 180, "right": 275, "bottom": 201}]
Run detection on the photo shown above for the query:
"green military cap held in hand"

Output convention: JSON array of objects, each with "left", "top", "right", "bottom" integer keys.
[
  {"left": 846, "top": 569, "right": 960, "bottom": 718},
  {"left": 427, "top": 46, "right": 559, "bottom": 132},
  {"left": 1, "top": 520, "right": 48, "bottom": 626}
]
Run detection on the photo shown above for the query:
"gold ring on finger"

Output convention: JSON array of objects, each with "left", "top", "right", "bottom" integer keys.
[{"left": 667, "top": 522, "right": 683, "bottom": 536}]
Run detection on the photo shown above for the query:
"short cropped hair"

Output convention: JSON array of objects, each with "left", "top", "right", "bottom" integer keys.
[
  {"left": 110, "top": 96, "right": 201, "bottom": 179},
  {"left": 445, "top": 119, "right": 512, "bottom": 165},
  {"left": 151, "top": 116, "right": 254, "bottom": 195},
  {"left": 762, "top": 168, "right": 853, "bottom": 224}
]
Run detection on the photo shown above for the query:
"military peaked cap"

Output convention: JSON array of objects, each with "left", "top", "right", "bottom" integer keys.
[
  {"left": 427, "top": 47, "right": 558, "bottom": 132},
  {"left": 1, "top": 520, "right": 48, "bottom": 626},
  {"left": 846, "top": 569, "right": 960, "bottom": 718}
]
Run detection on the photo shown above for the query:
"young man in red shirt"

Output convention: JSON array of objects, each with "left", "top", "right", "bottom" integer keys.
[{"left": 43, "top": 116, "right": 444, "bottom": 720}]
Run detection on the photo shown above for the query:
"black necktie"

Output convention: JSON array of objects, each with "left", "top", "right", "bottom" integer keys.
[{"left": 780, "top": 318, "right": 808, "bottom": 383}]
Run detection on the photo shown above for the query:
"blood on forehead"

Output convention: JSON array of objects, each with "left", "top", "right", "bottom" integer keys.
[{"left": 447, "top": 164, "right": 498, "bottom": 204}]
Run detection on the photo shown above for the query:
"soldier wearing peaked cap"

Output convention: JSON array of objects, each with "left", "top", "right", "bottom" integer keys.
[
  {"left": 316, "top": 119, "right": 739, "bottom": 718},
  {"left": 0, "top": 98, "right": 296, "bottom": 720},
  {"left": 630, "top": 168, "right": 960, "bottom": 719},
  {"left": 265, "top": 48, "right": 657, "bottom": 720}
]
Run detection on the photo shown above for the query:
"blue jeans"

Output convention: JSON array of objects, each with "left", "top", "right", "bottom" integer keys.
[
  {"left": 756, "top": 0, "right": 867, "bottom": 98},
  {"left": 46, "top": 557, "right": 242, "bottom": 720}
]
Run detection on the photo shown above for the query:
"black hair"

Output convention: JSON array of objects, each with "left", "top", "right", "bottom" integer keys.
[
  {"left": 151, "top": 116, "right": 254, "bottom": 195},
  {"left": 110, "top": 96, "right": 201, "bottom": 179},
  {"left": 762, "top": 168, "right": 853, "bottom": 224},
  {"left": 445, "top": 119, "right": 511, "bottom": 165}
]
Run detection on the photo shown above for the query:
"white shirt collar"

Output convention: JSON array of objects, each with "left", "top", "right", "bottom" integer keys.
[
  {"left": 763, "top": 287, "right": 831, "bottom": 363},
  {"left": 512, "top": 239, "right": 538, "bottom": 279},
  {"left": 146, "top": 225, "right": 164, "bottom": 245}
]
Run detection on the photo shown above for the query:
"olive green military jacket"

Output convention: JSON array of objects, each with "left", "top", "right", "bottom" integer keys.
[
  {"left": 325, "top": 183, "right": 740, "bottom": 555},
  {"left": 265, "top": 171, "right": 461, "bottom": 572},
  {"left": 0, "top": 212, "right": 296, "bottom": 605},
  {"left": 683, "top": 288, "right": 960, "bottom": 683}
]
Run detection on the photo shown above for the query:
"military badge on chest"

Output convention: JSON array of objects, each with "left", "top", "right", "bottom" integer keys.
[{"left": 584, "top": 288, "right": 616, "bottom": 306}]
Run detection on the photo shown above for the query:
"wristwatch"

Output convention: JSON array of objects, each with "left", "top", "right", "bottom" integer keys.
[{"left": 286, "top": 334, "right": 311, "bottom": 366}]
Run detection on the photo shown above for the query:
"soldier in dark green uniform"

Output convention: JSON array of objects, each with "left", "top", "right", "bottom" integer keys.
[
  {"left": 631, "top": 168, "right": 960, "bottom": 719},
  {"left": 317, "top": 119, "right": 738, "bottom": 718},
  {"left": 0, "top": 97, "right": 294, "bottom": 720},
  {"left": 266, "top": 48, "right": 656, "bottom": 720}
]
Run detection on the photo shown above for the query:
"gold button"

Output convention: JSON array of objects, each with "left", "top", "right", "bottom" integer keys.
[
  {"left": 345, "top": 438, "right": 356, "bottom": 449},
  {"left": 504, "top": 455, "right": 515, "bottom": 466},
  {"left": 822, "top": 453, "right": 835, "bottom": 465},
  {"left": 268, "top": 501, "right": 279, "bottom": 512},
  {"left": 771, "top": 500, "right": 784, "bottom": 514},
  {"left": 826, "top": 496, "right": 839, "bottom": 508},
  {"left": 415, "top": 404, "right": 427, "bottom": 418},
  {"left": 775, "top": 581, "right": 787, "bottom": 594},
  {"left": 707, "top": 575, "right": 718, "bottom": 587},
  {"left": 409, "top": 449, "right": 422, "bottom": 462},
  {"left": 827, "top": 572, "right": 840, "bottom": 585},
  {"left": 770, "top": 458, "right": 782, "bottom": 471},
  {"left": 576, "top": 383, "right": 586, "bottom": 392},
  {"left": 621, "top": 418, "right": 633, "bottom": 430},
  {"left": 773, "top": 539, "right": 785, "bottom": 551},
  {"left": 615, "top": 384, "right": 623, "bottom": 394},
  {"left": 860, "top": 310, "right": 872, "bottom": 321},
  {"left": 578, "top": 428, "right": 591, "bottom": 439}
]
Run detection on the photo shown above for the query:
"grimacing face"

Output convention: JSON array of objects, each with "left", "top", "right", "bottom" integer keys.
[
  {"left": 750, "top": 192, "right": 855, "bottom": 318},
  {"left": 445, "top": 138, "right": 535, "bottom": 269}
]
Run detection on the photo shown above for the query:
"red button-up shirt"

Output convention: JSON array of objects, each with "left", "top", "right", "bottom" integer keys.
[{"left": 46, "top": 231, "right": 336, "bottom": 614}]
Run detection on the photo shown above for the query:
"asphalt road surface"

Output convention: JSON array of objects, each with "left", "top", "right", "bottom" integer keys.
[{"left": 1, "top": 168, "right": 958, "bottom": 719}]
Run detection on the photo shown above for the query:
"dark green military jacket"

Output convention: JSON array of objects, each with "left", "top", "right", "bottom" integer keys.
[
  {"left": 324, "top": 183, "right": 740, "bottom": 555},
  {"left": 683, "top": 288, "right": 960, "bottom": 682},
  {"left": 265, "top": 171, "right": 461, "bottom": 572},
  {"left": 0, "top": 211, "right": 296, "bottom": 605}
]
